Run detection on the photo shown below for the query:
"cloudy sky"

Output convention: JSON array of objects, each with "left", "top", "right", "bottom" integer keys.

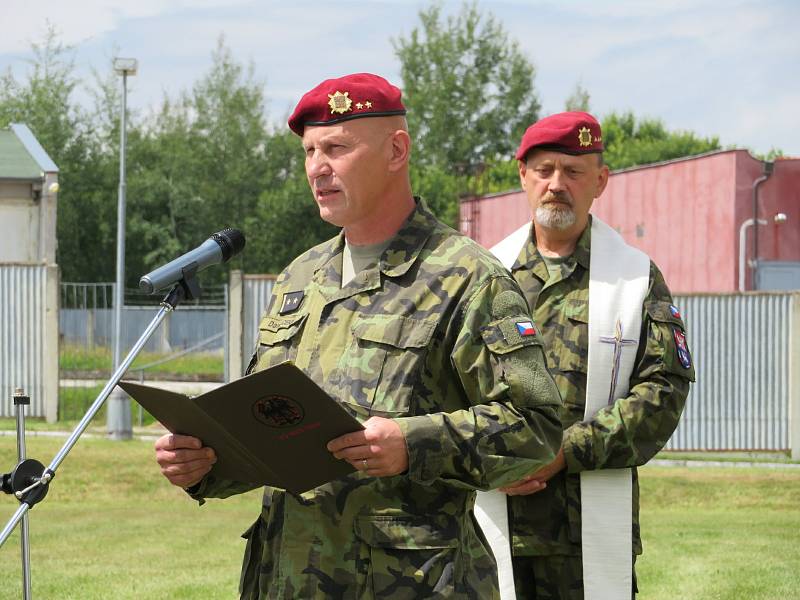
[{"left": 2, "top": 0, "right": 798, "bottom": 156}]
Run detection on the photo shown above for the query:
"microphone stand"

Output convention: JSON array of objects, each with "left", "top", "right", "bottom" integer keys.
[{"left": 0, "top": 267, "right": 203, "bottom": 595}]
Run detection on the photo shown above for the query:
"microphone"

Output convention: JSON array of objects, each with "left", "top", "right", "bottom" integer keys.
[{"left": 139, "top": 228, "right": 246, "bottom": 294}]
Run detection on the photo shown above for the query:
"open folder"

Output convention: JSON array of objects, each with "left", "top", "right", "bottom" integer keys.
[{"left": 118, "top": 362, "right": 364, "bottom": 494}]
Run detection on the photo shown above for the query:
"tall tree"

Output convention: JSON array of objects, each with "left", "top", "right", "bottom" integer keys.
[
  {"left": 394, "top": 1, "right": 540, "bottom": 223},
  {"left": 601, "top": 111, "right": 721, "bottom": 170},
  {"left": 565, "top": 82, "right": 591, "bottom": 113},
  {"left": 126, "top": 38, "right": 273, "bottom": 285}
]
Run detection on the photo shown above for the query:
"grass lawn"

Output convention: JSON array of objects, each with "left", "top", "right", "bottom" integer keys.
[
  {"left": 1, "top": 437, "right": 798, "bottom": 599},
  {"left": 60, "top": 343, "right": 224, "bottom": 379},
  {"left": 637, "top": 466, "right": 800, "bottom": 599}
]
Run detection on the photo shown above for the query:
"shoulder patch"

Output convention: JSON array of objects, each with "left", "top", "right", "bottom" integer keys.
[{"left": 673, "top": 327, "right": 692, "bottom": 369}]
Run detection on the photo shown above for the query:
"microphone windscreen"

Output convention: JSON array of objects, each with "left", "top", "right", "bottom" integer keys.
[{"left": 213, "top": 228, "right": 246, "bottom": 261}]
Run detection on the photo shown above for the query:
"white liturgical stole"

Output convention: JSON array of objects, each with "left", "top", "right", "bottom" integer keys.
[{"left": 474, "top": 216, "right": 649, "bottom": 600}]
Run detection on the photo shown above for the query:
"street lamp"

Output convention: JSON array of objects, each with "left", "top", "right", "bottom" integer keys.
[
  {"left": 738, "top": 212, "right": 788, "bottom": 292},
  {"left": 108, "top": 58, "right": 138, "bottom": 440}
]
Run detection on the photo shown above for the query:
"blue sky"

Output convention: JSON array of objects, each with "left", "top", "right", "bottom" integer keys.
[{"left": 2, "top": 0, "right": 798, "bottom": 156}]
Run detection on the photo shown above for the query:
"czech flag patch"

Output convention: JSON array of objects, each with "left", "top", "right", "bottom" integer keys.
[
  {"left": 669, "top": 304, "right": 682, "bottom": 319},
  {"left": 516, "top": 321, "right": 537, "bottom": 336}
]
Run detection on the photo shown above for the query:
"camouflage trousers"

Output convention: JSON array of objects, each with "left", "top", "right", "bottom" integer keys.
[{"left": 511, "top": 555, "right": 638, "bottom": 600}]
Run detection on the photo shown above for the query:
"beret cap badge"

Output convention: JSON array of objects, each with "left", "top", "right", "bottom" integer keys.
[
  {"left": 328, "top": 91, "right": 353, "bottom": 115},
  {"left": 578, "top": 126, "right": 593, "bottom": 147}
]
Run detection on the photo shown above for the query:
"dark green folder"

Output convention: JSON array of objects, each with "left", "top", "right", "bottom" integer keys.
[{"left": 118, "top": 362, "right": 363, "bottom": 494}]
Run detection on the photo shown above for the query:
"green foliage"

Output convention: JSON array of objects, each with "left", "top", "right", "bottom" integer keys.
[
  {"left": 394, "top": 1, "right": 540, "bottom": 225},
  {"left": 601, "top": 111, "right": 721, "bottom": 171},
  {"left": 124, "top": 38, "right": 274, "bottom": 286},
  {"left": 752, "top": 147, "right": 785, "bottom": 162}
]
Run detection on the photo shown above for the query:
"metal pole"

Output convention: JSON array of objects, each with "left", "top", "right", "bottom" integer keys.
[
  {"left": 14, "top": 388, "right": 32, "bottom": 600},
  {"left": 1, "top": 301, "right": 174, "bottom": 548},
  {"left": 109, "top": 68, "right": 132, "bottom": 440}
]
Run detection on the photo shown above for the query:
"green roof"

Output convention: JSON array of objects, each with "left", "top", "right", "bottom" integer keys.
[{"left": 0, "top": 124, "right": 58, "bottom": 180}]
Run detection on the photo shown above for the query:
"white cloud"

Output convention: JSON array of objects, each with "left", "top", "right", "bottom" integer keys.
[{"left": 0, "top": 0, "right": 252, "bottom": 53}]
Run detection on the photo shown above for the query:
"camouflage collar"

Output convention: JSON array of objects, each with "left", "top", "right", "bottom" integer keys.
[
  {"left": 380, "top": 197, "right": 436, "bottom": 278},
  {"left": 513, "top": 215, "right": 592, "bottom": 275},
  {"left": 312, "top": 197, "right": 435, "bottom": 279}
]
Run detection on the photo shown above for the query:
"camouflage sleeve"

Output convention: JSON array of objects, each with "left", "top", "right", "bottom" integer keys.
[
  {"left": 396, "top": 275, "right": 563, "bottom": 490},
  {"left": 563, "top": 262, "right": 695, "bottom": 473}
]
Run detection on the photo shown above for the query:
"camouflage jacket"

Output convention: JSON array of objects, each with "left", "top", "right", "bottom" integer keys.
[
  {"left": 191, "top": 200, "right": 563, "bottom": 599},
  {"left": 507, "top": 218, "right": 695, "bottom": 557}
]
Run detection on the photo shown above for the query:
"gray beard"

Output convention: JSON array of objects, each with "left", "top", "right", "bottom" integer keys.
[{"left": 535, "top": 203, "right": 576, "bottom": 231}]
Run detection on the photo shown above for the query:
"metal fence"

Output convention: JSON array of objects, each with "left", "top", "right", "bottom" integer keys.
[
  {"left": 0, "top": 265, "right": 58, "bottom": 420},
  {"left": 666, "top": 292, "right": 799, "bottom": 453},
  {"left": 58, "top": 281, "right": 229, "bottom": 422},
  {"left": 60, "top": 306, "right": 226, "bottom": 352},
  {"left": 60, "top": 282, "right": 227, "bottom": 353}
]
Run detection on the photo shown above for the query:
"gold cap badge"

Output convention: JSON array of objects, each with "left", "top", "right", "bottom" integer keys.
[
  {"left": 328, "top": 91, "right": 353, "bottom": 115},
  {"left": 578, "top": 127, "right": 592, "bottom": 147}
]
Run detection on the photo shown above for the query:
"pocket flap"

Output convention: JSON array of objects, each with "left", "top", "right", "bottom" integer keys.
[
  {"left": 258, "top": 312, "right": 307, "bottom": 344},
  {"left": 354, "top": 515, "right": 458, "bottom": 550},
  {"left": 645, "top": 300, "right": 685, "bottom": 327},
  {"left": 351, "top": 314, "right": 437, "bottom": 348},
  {"left": 563, "top": 298, "right": 588, "bottom": 323}
]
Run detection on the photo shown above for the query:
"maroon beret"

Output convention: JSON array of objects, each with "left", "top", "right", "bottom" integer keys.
[
  {"left": 288, "top": 73, "right": 406, "bottom": 136},
  {"left": 515, "top": 111, "right": 604, "bottom": 160}
]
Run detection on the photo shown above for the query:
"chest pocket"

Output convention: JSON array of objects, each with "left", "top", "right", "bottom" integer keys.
[
  {"left": 253, "top": 311, "right": 308, "bottom": 372},
  {"left": 332, "top": 314, "right": 437, "bottom": 419},
  {"left": 549, "top": 297, "right": 588, "bottom": 373}
]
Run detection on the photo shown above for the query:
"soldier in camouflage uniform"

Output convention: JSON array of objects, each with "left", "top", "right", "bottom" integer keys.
[
  {"left": 496, "top": 112, "right": 695, "bottom": 599},
  {"left": 154, "top": 73, "right": 563, "bottom": 599}
]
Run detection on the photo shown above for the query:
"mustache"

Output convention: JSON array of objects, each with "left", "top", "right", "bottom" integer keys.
[{"left": 541, "top": 191, "right": 573, "bottom": 206}]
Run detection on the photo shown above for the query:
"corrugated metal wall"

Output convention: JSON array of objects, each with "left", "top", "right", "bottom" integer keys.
[
  {"left": 0, "top": 265, "right": 46, "bottom": 417},
  {"left": 242, "top": 275, "right": 276, "bottom": 364},
  {"left": 60, "top": 307, "right": 226, "bottom": 352},
  {"left": 666, "top": 292, "right": 796, "bottom": 451}
]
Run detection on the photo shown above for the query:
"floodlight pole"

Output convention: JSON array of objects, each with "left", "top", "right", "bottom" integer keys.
[{"left": 109, "top": 58, "right": 138, "bottom": 440}]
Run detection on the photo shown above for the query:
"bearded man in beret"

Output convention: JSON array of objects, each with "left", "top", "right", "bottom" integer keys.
[
  {"left": 153, "top": 73, "right": 563, "bottom": 599},
  {"left": 476, "top": 112, "right": 695, "bottom": 599}
]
